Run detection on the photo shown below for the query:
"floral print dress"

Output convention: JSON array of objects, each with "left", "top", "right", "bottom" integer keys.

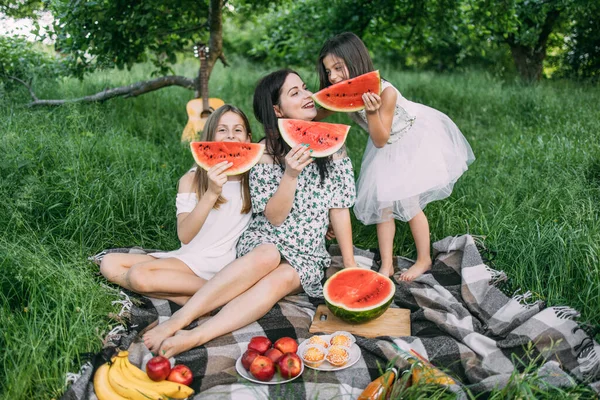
[{"left": 236, "top": 157, "right": 356, "bottom": 298}]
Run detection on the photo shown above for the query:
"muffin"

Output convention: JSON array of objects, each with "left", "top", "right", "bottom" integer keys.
[
  {"left": 301, "top": 344, "right": 327, "bottom": 368},
  {"left": 307, "top": 335, "right": 329, "bottom": 348},
  {"left": 326, "top": 345, "right": 350, "bottom": 367},
  {"left": 329, "top": 331, "right": 355, "bottom": 348}
]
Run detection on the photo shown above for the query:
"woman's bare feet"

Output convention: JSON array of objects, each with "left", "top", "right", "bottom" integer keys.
[
  {"left": 398, "top": 259, "right": 431, "bottom": 281},
  {"left": 158, "top": 329, "right": 200, "bottom": 358},
  {"left": 142, "top": 318, "right": 187, "bottom": 354},
  {"left": 378, "top": 263, "right": 394, "bottom": 277}
]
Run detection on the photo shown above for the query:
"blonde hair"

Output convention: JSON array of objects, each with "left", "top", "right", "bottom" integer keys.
[{"left": 192, "top": 105, "right": 252, "bottom": 214}]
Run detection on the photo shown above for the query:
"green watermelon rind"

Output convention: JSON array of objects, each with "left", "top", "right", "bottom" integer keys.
[
  {"left": 312, "top": 70, "right": 381, "bottom": 113},
  {"left": 190, "top": 142, "right": 265, "bottom": 176},
  {"left": 277, "top": 119, "right": 350, "bottom": 158},
  {"left": 323, "top": 268, "right": 395, "bottom": 324},
  {"left": 325, "top": 295, "right": 393, "bottom": 324}
]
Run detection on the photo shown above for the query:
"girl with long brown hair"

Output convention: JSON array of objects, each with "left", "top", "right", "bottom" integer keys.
[{"left": 100, "top": 105, "right": 253, "bottom": 305}]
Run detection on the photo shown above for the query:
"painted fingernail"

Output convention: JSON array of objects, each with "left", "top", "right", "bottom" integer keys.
[
  {"left": 162, "top": 350, "right": 166, "bottom": 355},
  {"left": 151, "top": 352, "right": 155, "bottom": 356},
  {"left": 309, "top": 150, "right": 313, "bottom": 153},
  {"left": 304, "top": 144, "right": 310, "bottom": 147}
]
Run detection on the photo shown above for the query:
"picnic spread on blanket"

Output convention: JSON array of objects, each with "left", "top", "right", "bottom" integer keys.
[{"left": 63, "top": 235, "right": 600, "bottom": 399}]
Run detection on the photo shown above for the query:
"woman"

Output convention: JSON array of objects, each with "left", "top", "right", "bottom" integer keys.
[{"left": 144, "top": 69, "right": 357, "bottom": 357}]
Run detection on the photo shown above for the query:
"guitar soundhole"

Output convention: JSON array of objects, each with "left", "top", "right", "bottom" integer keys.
[{"left": 201, "top": 110, "right": 212, "bottom": 118}]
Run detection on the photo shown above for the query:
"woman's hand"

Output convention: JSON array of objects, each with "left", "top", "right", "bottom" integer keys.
[
  {"left": 207, "top": 161, "right": 232, "bottom": 196},
  {"left": 362, "top": 92, "right": 382, "bottom": 114},
  {"left": 284, "top": 144, "right": 313, "bottom": 179}
]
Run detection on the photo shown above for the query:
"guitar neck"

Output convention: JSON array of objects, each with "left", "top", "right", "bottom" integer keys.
[{"left": 198, "top": 48, "right": 209, "bottom": 112}]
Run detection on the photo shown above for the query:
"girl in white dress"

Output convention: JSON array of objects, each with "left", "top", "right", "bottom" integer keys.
[
  {"left": 317, "top": 32, "right": 475, "bottom": 281},
  {"left": 100, "top": 105, "right": 252, "bottom": 304}
]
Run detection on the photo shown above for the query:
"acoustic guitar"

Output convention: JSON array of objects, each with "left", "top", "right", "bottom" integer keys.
[{"left": 181, "top": 44, "right": 225, "bottom": 142}]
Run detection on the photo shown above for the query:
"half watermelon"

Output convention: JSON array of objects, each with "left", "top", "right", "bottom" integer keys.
[
  {"left": 323, "top": 268, "right": 395, "bottom": 324},
  {"left": 190, "top": 142, "right": 265, "bottom": 175},
  {"left": 278, "top": 119, "right": 350, "bottom": 158},
  {"left": 312, "top": 70, "right": 381, "bottom": 112}
]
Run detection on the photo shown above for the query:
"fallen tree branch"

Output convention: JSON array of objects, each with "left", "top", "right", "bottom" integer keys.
[{"left": 19, "top": 75, "right": 196, "bottom": 107}]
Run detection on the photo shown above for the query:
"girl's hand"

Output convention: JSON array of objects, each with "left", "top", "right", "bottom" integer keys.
[
  {"left": 325, "top": 223, "right": 336, "bottom": 240},
  {"left": 284, "top": 144, "right": 313, "bottom": 179},
  {"left": 362, "top": 92, "right": 382, "bottom": 113},
  {"left": 207, "top": 161, "right": 232, "bottom": 196}
]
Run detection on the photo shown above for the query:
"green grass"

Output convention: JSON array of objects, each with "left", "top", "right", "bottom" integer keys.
[{"left": 1, "top": 57, "right": 599, "bottom": 398}]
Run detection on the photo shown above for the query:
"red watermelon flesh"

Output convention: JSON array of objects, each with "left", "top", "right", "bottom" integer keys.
[
  {"left": 278, "top": 119, "right": 350, "bottom": 158},
  {"left": 190, "top": 142, "right": 265, "bottom": 175},
  {"left": 323, "top": 268, "right": 395, "bottom": 323},
  {"left": 312, "top": 70, "right": 381, "bottom": 112}
]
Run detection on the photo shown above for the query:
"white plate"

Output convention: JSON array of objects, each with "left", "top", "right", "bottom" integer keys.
[
  {"left": 235, "top": 356, "right": 304, "bottom": 385},
  {"left": 297, "top": 337, "right": 361, "bottom": 371}
]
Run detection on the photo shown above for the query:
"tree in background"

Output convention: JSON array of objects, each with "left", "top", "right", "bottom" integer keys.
[
  {"left": 241, "top": 0, "right": 599, "bottom": 82},
  {"left": 2, "top": 0, "right": 598, "bottom": 105}
]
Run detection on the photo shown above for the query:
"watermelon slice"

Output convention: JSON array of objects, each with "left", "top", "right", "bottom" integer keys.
[
  {"left": 312, "top": 70, "right": 381, "bottom": 112},
  {"left": 323, "top": 268, "right": 395, "bottom": 324},
  {"left": 278, "top": 119, "right": 350, "bottom": 158},
  {"left": 190, "top": 142, "right": 265, "bottom": 175}
]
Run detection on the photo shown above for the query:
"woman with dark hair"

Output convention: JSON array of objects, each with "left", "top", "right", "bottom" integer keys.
[{"left": 143, "top": 70, "right": 357, "bottom": 358}]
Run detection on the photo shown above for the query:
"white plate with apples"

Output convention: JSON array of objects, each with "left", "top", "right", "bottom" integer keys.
[
  {"left": 235, "top": 355, "right": 304, "bottom": 385},
  {"left": 236, "top": 336, "right": 304, "bottom": 384}
]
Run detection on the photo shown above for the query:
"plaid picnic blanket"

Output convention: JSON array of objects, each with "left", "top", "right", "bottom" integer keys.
[{"left": 62, "top": 234, "right": 600, "bottom": 399}]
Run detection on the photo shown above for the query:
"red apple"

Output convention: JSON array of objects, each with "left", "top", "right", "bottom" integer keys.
[
  {"left": 146, "top": 356, "right": 171, "bottom": 381},
  {"left": 167, "top": 364, "right": 193, "bottom": 386},
  {"left": 278, "top": 353, "right": 302, "bottom": 379},
  {"left": 273, "top": 337, "right": 298, "bottom": 354},
  {"left": 241, "top": 349, "right": 261, "bottom": 371},
  {"left": 264, "top": 348, "right": 284, "bottom": 363},
  {"left": 247, "top": 336, "right": 272, "bottom": 355},
  {"left": 249, "top": 355, "right": 276, "bottom": 381}
]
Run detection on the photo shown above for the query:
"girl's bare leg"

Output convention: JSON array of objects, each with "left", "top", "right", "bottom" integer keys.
[
  {"left": 399, "top": 211, "right": 432, "bottom": 281},
  {"left": 158, "top": 263, "right": 301, "bottom": 358},
  {"left": 143, "top": 244, "right": 281, "bottom": 353},
  {"left": 376, "top": 219, "right": 396, "bottom": 276},
  {"left": 100, "top": 253, "right": 206, "bottom": 302}
]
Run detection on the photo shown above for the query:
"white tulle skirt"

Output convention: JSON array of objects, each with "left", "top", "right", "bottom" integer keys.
[{"left": 354, "top": 101, "right": 475, "bottom": 225}]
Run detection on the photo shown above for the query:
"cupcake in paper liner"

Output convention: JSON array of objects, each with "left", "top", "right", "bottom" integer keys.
[
  {"left": 301, "top": 344, "right": 327, "bottom": 368},
  {"left": 307, "top": 335, "right": 329, "bottom": 348},
  {"left": 326, "top": 345, "right": 350, "bottom": 367},
  {"left": 329, "top": 331, "right": 355, "bottom": 348}
]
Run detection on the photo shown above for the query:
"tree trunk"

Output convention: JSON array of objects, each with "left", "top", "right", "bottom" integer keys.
[
  {"left": 508, "top": 9, "right": 561, "bottom": 83},
  {"left": 194, "top": 0, "right": 224, "bottom": 98},
  {"left": 509, "top": 44, "right": 546, "bottom": 82}
]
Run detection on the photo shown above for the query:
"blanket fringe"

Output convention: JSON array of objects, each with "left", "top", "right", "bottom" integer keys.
[
  {"left": 511, "top": 289, "right": 545, "bottom": 309},
  {"left": 111, "top": 290, "right": 133, "bottom": 317},
  {"left": 65, "top": 361, "right": 92, "bottom": 386},
  {"left": 485, "top": 265, "right": 507, "bottom": 286},
  {"left": 88, "top": 250, "right": 107, "bottom": 266},
  {"left": 553, "top": 306, "right": 580, "bottom": 321}
]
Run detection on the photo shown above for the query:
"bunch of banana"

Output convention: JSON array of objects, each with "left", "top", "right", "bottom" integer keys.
[{"left": 93, "top": 351, "right": 194, "bottom": 400}]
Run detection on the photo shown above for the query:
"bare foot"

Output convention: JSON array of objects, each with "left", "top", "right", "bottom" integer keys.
[
  {"left": 142, "top": 318, "right": 187, "bottom": 354},
  {"left": 158, "top": 330, "right": 200, "bottom": 358},
  {"left": 399, "top": 260, "right": 431, "bottom": 281},
  {"left": 378, "top": 264, "right": 394, "bottom": 277}
]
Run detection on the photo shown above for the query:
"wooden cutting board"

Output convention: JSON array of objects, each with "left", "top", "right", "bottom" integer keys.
[{"left": 309, "top": 305, "right": 411, "bottom": 338}]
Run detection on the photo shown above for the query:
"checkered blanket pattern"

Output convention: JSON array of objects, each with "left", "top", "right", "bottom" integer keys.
[{"left": 61, "top": 235, "right": 600, "bottom": 399}]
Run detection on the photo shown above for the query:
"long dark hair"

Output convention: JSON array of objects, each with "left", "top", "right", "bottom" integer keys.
[
  {"left": 192, "top": 104, "right": 252, "bottom": 214},
  {"left": 253, "top": 69, "right": 330, "bottom": 183},
  {"left": 317, "top": 32, "right": 375, "bottom": 90}
]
